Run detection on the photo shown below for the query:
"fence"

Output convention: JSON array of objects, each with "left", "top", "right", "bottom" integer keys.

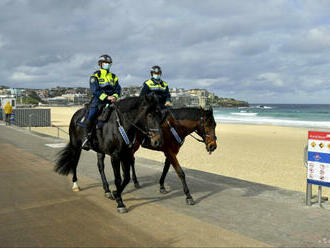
[{"left": 12, "top": 108, "right": 51, "bottom": 127}]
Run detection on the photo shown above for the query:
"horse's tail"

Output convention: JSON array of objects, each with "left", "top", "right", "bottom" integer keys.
[{"left": 54, "top": 141, "right": 81, "bottom": 175}]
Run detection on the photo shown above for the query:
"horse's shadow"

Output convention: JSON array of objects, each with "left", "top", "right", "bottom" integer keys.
[
  {"left": 82, "top": 162, "right": 296, "bottom": 211},
  {"left": 80, "top": 182, "right": 103, "bottom": 191}
]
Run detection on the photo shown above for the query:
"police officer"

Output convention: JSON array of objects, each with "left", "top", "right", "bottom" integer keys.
[
  {"left": 81, "top": 54, "right": 121, "bottom": 150},
  {"left": 140, "top": 65, "right": 172, "bottom": 107}
]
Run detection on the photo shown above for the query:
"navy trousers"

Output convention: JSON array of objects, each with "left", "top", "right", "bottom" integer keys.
[{"left": 87, "top": 106, "right": 98, "bottom": 122}]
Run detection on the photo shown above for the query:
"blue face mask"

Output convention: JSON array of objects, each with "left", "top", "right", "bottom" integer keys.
[
  {"left": 102, "top": 63, "right": 111, "bottom": 70},
  {"left": 152, "top": 74, "right": 161, "bottom": 80}
]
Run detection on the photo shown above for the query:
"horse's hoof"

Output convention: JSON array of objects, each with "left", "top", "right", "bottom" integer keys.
[
  {"left": 186, "top": 198, "right": 195, "bottom": 205},
  {"left": 134, "top": 182, "right": 141, "bottom": 189},
  {"left": 72, "top": 187, "right": 80, "bottom": 192},
  {"left": 104, "top": 192, "right": 114, "bottom": 200},
  {"left": 160, "top": 187, "right": 168, "bottom": 194},
  {"left": 117, "top": 207, "right": 128, "bottom": 214}
]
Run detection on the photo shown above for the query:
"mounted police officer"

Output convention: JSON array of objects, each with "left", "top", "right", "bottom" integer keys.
[
  {"left": 81, "top": 54, "right": 121, "bottom": 150},
  {"left": 140, "top": 65, "right": 172, "bottom": 107}
]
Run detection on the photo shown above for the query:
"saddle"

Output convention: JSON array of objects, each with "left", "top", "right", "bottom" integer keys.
[{"left": 76, "top": 103, "right": 113, "bottom": 129}]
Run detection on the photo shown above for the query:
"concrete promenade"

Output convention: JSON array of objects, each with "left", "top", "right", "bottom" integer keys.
[{"left": 1, "top": 123, "right": 330, "bottom": 247}]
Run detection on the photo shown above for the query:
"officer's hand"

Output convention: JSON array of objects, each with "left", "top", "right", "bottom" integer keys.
[
  {"left": 107, "top": 96, "right": 117, "bottom": 102},
  {"left": 165, "top": 101, "right": 172, "bottom": 106}
]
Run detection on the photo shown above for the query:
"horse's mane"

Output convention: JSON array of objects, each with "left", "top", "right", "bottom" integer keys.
[
  {"left": 171, "top": 107, "right": 214, "bottom": 122},
  {"left": 115, "top": 96, "right": 141, "bottom": 112},
  {"left": 171, "top": 107, "right": 202, "bottom": 121}
]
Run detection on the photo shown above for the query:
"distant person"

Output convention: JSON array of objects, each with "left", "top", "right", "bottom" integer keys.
[
  {"left": 140, "top": 65, "right": 172, "bottom": 107},
  {"left": 81, "top": 54, "right": 122, "bottom": 150},
  {"left": 4, "top": 101, "right": 13, "bottom": 126}
]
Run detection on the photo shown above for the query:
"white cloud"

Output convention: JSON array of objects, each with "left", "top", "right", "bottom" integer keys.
[
  {"left": 10, "top": 72, "right": 38, "bottom": 81},
  {"left": 257, "top": 73, "right": 284, "bottom": 87}
]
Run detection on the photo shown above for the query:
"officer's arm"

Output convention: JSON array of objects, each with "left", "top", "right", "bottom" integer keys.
[
  {"left": 165, "top": 86, "right": 172, "bottom": 102},
  {"left": 139, "top": 83, "right": 149, "bottom": 96},
  {"left": 111, "top": 76, "right": 121, "bottom": 99},
  {"left": 90, "top": 76, "right": 107, "bottom": 101}
]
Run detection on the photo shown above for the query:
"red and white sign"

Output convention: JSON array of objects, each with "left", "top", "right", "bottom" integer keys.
[
  {"left": 307, "top": 131, "right": 330, "bottom": 185},
  {"left": 308, "top": 131, "right": 330, "bottom": 141}
]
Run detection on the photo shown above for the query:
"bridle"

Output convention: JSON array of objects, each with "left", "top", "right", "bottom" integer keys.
[
  {"left": 166, "top": 107, "right": 217, "bottom": 146},
  {"left": 190, "top": 114, "right": 217, "bottom": 146}
]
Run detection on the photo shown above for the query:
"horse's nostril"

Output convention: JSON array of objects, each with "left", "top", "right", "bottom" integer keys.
[{"left": 209, "top": 144, "right": 217, "bottom": 151}]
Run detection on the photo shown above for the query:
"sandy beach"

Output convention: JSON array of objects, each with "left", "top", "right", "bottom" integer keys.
[{"left": 28, "top": 106, "right": 330, "bottom": 196}]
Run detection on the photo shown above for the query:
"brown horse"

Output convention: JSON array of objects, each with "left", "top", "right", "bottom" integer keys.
[{"left": 130, "top": 107, "right": 217, "bottom": 205}]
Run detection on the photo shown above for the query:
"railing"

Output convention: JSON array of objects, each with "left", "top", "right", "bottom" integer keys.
[
  {"left": 51, "top": 123, "right": 69, "bottom": 138},
  {"left": 26, "top": 113, "right": 69, "bottom": 139}
]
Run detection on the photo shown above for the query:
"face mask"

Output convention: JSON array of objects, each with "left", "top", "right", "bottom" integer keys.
[
  {"left": 102, "top": 63, "right": 111, "bottom": 70},
  {"left": 152, "top": 74, "right": 160, "bottom": 80}
]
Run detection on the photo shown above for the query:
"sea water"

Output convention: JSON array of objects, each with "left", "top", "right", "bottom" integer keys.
[{"left": 213, "top": 104, "right": 330, "bottom": 128}]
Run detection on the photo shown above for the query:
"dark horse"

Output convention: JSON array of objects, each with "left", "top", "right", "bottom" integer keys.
[
  {"left": 54, "top": 95, "right": 164, "bottom": 213},
  {"left": 96, "top": 107, "right": 217, "bottom": 205}
]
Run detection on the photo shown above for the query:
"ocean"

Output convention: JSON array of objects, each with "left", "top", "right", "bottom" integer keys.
[{"left": 213, "top": 104, "right": 330, "bottom": 129}]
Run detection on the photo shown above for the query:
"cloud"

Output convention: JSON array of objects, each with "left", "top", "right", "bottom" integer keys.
[
  {"left": 257, "top": 73, "right": 284, "bottom": 88},
  {"left": 0, "top": 0, "right": 330, "bottom": 103},
  {"left": 10, "top": 72, "right": 39, "bottom": 81}
]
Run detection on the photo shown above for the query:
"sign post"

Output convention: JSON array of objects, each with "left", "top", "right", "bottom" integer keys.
[{"left": 306, "top": 131, "right": 330, "bottom": 207}]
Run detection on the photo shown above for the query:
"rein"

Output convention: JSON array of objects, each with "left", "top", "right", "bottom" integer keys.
[
  {"left": 113, "top": 104, "right": 158, "bottom": 144},
  {"left": 114, "top": 107, "right": 149, "bottom": 136},
  {"left": 189, "top": 133, "right": 204, "bottom": 143}
]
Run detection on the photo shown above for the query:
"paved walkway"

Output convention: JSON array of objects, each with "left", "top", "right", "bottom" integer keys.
[{"left": 1, "top": 124, "right": 330, "bottom": 247}]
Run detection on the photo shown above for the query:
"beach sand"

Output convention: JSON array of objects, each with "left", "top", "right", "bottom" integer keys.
[{"left": 28, "top": 106, "right": 330, "bottom": 196}]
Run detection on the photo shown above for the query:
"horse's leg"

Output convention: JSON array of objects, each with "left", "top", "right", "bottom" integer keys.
[
  {"left": 111, "top": 156, "right": 127, "bottom": 213},
  {"left": 72, "top": 149, "right": 82, "bottom": 192},
  {"left": 97, "top": 152, "right": 113, "bottom": 199},
  {"left": 159, "top": 157, "right": 171, "bottom": 194},
  {"left": 118, "top": 158, "right": 131, "bottom": 195},
  {"left": 117, "top": 157, "right": 131, "bottom": 213},
  {"left": 166, "top": 153, "right": 195, "bottom": 205},
  {"left": 131, "top": 156, "right": 140, "bottom": 188}
]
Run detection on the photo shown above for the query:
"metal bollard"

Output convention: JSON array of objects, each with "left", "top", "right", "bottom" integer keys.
[{"left": 28, "top": 114, "right": 32, "bottom": 132}]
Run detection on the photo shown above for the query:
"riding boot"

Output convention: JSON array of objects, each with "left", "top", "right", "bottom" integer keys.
[{"left": 81, "top": 119, "right": 93, "bottom": 151}]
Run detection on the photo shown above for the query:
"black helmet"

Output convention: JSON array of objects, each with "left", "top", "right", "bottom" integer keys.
[
  {"left": 98, "top": 54, "right": 112, "bottom": 66},
  {"left": 150, "top": 65, "right": 162, "bottom": 76}
]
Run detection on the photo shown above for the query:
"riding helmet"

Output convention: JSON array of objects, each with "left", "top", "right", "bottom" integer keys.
[
  {"left": 150, "top": 65, "right": 162, "bottom": 76},
  {"left": 98, "top": 54, "right": 112, "bottom": 66}
]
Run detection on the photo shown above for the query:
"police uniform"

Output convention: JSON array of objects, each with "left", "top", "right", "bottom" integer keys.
[
  {"left": 140, "top": 78, "right": 171, "bottom": 106},
  {"left": 87, "top": 68, "right": 121, "bottom": 121}
]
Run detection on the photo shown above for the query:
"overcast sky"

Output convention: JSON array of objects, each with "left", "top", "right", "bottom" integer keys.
[{"left": 1, "top": 0, "right": 330, "bottom": 103}]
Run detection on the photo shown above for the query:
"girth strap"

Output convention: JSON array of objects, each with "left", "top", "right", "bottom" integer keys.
[
  {"left": 113, "top": 106, "right": 132, "bottom": 146},
  {"left": 166, "top": 120, "right": 184, "bottom": 145}
]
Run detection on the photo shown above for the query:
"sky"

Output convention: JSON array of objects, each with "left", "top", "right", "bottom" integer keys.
[{"left": 1, "top": 0, "right": 330, "bottom": 104}]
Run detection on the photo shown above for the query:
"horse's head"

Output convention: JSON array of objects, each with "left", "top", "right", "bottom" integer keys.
[
  {"left": 136, "top": 94, "right": 164, "bottom": 148},
  {"left": 196, "top": 107, "right": 217, "bottom": 154}
]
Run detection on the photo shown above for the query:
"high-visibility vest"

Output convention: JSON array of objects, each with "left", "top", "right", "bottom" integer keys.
[
  {"left": 93, "top": 69, "right": 118, "bottom": 88},
  {"left": 145, "top": 79, "right": 168, "bottom": 91},
  {"left": 92, "top": 69, "right": 119, "bottom": 100}
]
